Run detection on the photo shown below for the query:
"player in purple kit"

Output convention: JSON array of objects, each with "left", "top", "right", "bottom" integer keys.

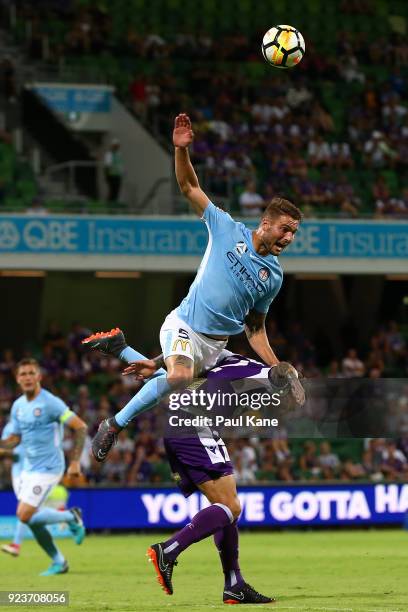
[{"left": 83, "top": 330, "right": 303, "bottom": 604}]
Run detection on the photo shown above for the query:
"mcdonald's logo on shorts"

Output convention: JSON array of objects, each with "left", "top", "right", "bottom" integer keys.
[{"left": 172, "top": 338, "right": 192, "bottom": 354}]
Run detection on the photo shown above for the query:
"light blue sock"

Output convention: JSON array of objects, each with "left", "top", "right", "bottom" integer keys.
[
  {"left": 13, "top": 519, "right": 25, "bottom": 546},
  {"left": 120, "top": 346, "right": 147, "bottom": 362},
  {"left": 29, "top": 508, "right": 74, "bottom": 526},
  {"left": 119, "top": 346, "right": 166, "bottom": 378},
  {"left": 29, "top": 523, "right": 65, "bottom": 563},
  {"left": 115, "top": 373, "right": 171, "bottom": 427}
]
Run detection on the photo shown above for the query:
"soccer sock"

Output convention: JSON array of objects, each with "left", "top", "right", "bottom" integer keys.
[
  {"left": 12, "top": 519, "right": 24, "bottom": 546},
  {"left": 28, "top": 508, "right": 75, "bottom": 526},
  {"left": 115, "top": 373, "right": 171, "bottom": 427},
  {"left": 119, "top": 346, "right": 166, "bottom": 378},
  {"left": 214, "top": 520, "right": 245, "bottom": 588},
  {"left": 28, "top": 523, "right": 65, "bottom": 564},
  {"left": 163, "top": 503, "right": 233, "bottom": 561}
]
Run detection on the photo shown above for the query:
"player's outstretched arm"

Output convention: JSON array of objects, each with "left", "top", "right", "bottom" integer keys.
[
  {"left": 173, "top": 113, "right": 209, "bottom": 216},
  {"left": 244, "top": 310, "right": 280, "bottom": 367},
  {"left": 65, "top": 414, "right": 87, "bottom": 477},
  {"left": 122, "top": 354, "right": 165, "bottom": 379}
]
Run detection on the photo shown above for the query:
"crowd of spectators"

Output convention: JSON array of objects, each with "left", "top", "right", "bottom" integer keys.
[
  {"left": 231, "top": 437, "right": 408, "bottom": 484},
  {"left": 0, "top": 317, "right": 407, "bottom": 489},
  {"left": 1, "top": 1, "right": 407, "bottom": 217}
]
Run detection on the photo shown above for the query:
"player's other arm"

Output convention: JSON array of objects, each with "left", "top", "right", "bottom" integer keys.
[
  {"left": 173, "top": 113, "right": 209, "bottom": 216},
  {"left": 0, "top": 434, "right": 21, "bottom": 452},
  {"left": 244, "top": 310, "right": 279, "bottom": 367},
  {"left": 122, "top": 353, "right": 165, "bottom": 378},
  {"left": 65, "top": 414, "right": 88, "bottom": 477}
]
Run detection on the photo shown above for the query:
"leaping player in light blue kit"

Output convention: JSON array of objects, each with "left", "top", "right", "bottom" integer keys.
[
  {"left": 83, "top": 112, "right": 302, "bottom": 604},
  {"left": 86, "top": 112, "right": 302, "bottom": 461},
  {"left": 0, "top": 421, "right": 25, "bottom": 556},
  {"left": 0, "top": 358, "right": 88, "bottom": 576}
]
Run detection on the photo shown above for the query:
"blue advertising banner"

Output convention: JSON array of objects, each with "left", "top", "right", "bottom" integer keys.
[
  {"left": 0, "top": 215, "right": 407, "bottom": 258},
  {"left": 33, "top": 85, "right": 112, "bottom": 114},
  {"left": 1, "top": 484, "right": 407, "bottom": 531}
]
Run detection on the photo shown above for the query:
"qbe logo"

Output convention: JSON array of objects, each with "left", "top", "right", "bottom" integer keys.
[{"left": 0, "top": 221, "right": 20, "bottom": 249}]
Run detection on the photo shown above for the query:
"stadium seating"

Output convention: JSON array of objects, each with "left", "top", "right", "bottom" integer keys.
[{"left": 2, "top": 0, "right": 408, "bottom": 215}]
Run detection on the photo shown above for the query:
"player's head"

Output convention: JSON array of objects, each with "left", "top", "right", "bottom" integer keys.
[
  {"left": 257, "top": 198, "right": 302, "bottom": 256},
  {"left": 15, "top": 358, "right": 42, "bottom": 395}
]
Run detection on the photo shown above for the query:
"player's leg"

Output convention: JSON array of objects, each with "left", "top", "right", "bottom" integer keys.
[
  {"left": 1, "top": 473, "right": 24, "bottom": 557},
  {"left": 114, "top": 353, "right": 193, "bottom": 427},
  {"left": 90, "top": 320, "right": 197, "bottom": 461},
  {"left": 17, "top": 501, "right": 68, "bottom": 574},
  {"left": 203, "top": 478, "right": 274, "bottom": 604},
  {"left": 1, "top": 521, "right": 24, "bottom": 557},
  {"left": 82, "top": 328, "right": 166, "bottom": 379},
  {"left": 164, "top": 474, "right": 240, "bottom": 555},
  {"left": 147, "top": 474, "right": 238, "bottom": 595},
  {"left": 16, "top": 473, "right": 85, "bottom": 575}
]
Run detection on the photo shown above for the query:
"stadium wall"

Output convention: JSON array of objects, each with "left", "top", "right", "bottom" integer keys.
[
  {"left": 1, "top": 484, "right": 408, "bottom": 531},
  {"left": 110, "top": 98, "right": 172, "bottom": 210}
]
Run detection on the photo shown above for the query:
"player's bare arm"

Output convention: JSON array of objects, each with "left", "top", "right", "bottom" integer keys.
[
  {"left": 66, "top": 414, "right": 87, "bottom": 477},
  {"left": 0, "top": 448, "right": 15, "bottom": 459},
  {"left": 244, "top": 309, "right": 279, "bottom": 367},
  {"left": 0, "top": 434, "right": 21, "bottom": 450},
  {"left": 173, "top": 113, "right": 209, "bottom": 216},
  {"left": 122, "top": 353, "right": 165, "bottom": 378}
]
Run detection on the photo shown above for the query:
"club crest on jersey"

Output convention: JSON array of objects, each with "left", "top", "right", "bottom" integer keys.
[
  {"left": 258, "top": 268, "right": 270, "bottom": 282},
  {"left": 235, "top": 241, "right": 248, "bottom": 257},
  {"left": 33, "top": 408, "right": 42, "bottom": 417},
  {"left": 33, "top": 485, "right": 42, "bottom": 495}
]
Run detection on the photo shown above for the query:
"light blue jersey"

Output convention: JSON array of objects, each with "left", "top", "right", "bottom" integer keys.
[
  {"left": 1, "top": 421, "right": 23, "bottom": 478},
  {"left": 9, "top": 389, "right": 73, "bottom": 475},
  {"left": 177, "top": 202, "right": 283, "bottom": 335}
]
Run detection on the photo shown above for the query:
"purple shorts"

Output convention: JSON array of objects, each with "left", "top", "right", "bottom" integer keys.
[{"left": 163, "top": 434, "right": 234, "bottom": 497}]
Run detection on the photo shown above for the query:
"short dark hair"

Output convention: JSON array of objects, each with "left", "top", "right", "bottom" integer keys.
[
  {"left": 263, "top": 197, "right": 302, "bottom": 222},
  {"left": 16, "top": 358, "right": 40, "bottom": 373}
]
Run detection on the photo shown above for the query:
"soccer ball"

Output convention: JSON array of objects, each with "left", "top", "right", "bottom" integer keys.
[{"left": 262, "top": 25, "right": 305, "bottom": 69}]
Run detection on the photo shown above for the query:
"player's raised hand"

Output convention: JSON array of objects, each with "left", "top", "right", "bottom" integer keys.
[
  {"left": 122, "top": 359, "right": 158, "bottom": 380},
  {"left": 173, "top": 113, "right": 194, "bottom": 148}
]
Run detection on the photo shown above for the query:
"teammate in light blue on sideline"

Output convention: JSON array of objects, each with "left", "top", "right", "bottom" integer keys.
[
  {"left": 0, "top": 421, "right": 25, "bottom": 556},
  {"left": 87, "top": 112, "right": 302, "bottom": 462},
  {"left": 0, "top": 358, "right": 88, "bottom": 576}
]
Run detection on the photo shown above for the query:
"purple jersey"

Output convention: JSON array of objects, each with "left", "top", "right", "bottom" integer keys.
[
  {"left": 206, "top": 352, "right": 270, "bottom": 380},
  {"left": 164, "top": 353, "right": 270, "bottom": 496}
]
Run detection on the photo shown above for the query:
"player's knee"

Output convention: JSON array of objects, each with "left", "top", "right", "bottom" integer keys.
[
  {"left": 217, "top": 497, "right": 241, "bottom": 520},
  {"left": 229, "top": 497, "right": 242, "bottom": 519},
  {"left": 167, "top": 367, "right": 193, "bottom": 389},
  {"left": 17, "top": 508, "right": 34, "bottom": 523}
]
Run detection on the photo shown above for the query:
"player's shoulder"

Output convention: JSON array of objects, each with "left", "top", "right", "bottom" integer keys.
[
  {"left": 41, "top": 388, "right": 65, "bottom": 407},
  {"left": 204, "top": 201, "right": 237, "bottom": 227},
  {"left": 11, "top": 395, "right": 25, "bottom": 409}
]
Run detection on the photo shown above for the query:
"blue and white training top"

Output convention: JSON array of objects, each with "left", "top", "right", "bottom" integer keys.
[
  {"left": 8, "top": 388, "right": 74, "bottom": 474},
  {"left": 1, "top": 421, "right": 23, "bottom": 479},
  {"left": 177, "top": 201, "right": 283, "bottom": 335}
]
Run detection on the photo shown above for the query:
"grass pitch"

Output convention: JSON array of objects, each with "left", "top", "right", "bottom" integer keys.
[{"left": 0, "top": 530, "right": 407, "bottom": 612}]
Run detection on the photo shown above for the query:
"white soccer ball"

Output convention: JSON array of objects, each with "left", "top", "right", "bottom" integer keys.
[{"left": 262, "top": 25, "right": 305, "bottom": 69}]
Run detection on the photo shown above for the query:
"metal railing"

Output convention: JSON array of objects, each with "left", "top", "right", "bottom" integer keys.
[{"left": 43, "top": 160, "right": 103, "bottom": 200}]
